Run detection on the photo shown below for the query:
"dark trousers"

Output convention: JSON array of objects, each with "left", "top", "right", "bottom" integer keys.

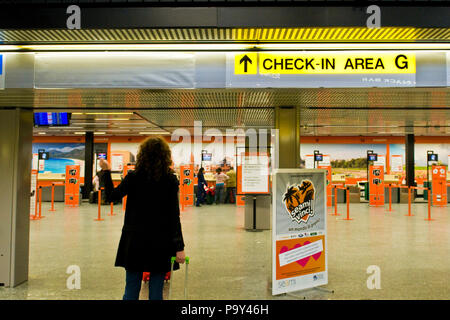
[
  {"left": 224, "top": 187, "right": 236, "bottom": 203},
  {"left": 123, "top": 270, "right": 166, "bottom": 300},
  {"left": 196, "top": 184, "right": 206, "bottom": 206}
]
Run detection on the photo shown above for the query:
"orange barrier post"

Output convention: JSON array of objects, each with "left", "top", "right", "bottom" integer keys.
[
  {"left": 49, "top": 183, "right": 56, "bottom": 212},
  {"left": 388, "top": 184, "right": 392, "bottom": 212},
  {"left": 109, "top": 202, "right": 114, "bottom": 216},
  {"left": 405, "top": 186, "right": 414, "bottom": 217},
  {"left": 341, "top": 187, "right": 353, "bottom": 221},
  {"left": 330, "top": 185, "right": 340, "bottom": 216},
  {"left": 94, "top": 188, "right": 104, "bottom": 221}
]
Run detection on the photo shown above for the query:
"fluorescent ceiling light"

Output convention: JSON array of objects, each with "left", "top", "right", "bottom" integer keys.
[
  {"left": 72, "top": 112, "right": 134, "bottom": 115},
  {"left": 38, "top": 132, "right": 46, "bottom": 135},
  {"left": 74, "top": 132, "right": 85, "bottom": 135},
  {"left": 139, "top": 132, "right": 170, "bottom": 135},
  {"left": 1, "top": 43, "right": 450, "bottom": 52},
  {"left": 94, "top": 132, "right": 106, "bottom": 135},
  {"left": 95, "top": 118, "right": 130, "bottom": 121}
]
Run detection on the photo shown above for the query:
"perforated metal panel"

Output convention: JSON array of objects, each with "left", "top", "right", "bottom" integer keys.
[{"left": 1, "top": 27, "right": 449, "bottom": 44}]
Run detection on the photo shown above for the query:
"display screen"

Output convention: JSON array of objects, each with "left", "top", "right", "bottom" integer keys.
[
  {"left": 427, "top": 154, "right": 438, "bottom": 162},
  {"left": 314, "top": 154, "right": 323, "bottom": 162},
  {"left": 97, "top": 153, "right": 107, "bottom": 160},
  {"left": 38, "top": 152, "right": 50, "bottom": 160},
  {"left": 202, "top": 153, "right": 212, "bottom": 161},
  {"left": 368, "top": 154, "right": 378, "bottom": 162},
  {"left": 34, "top": 112, "right": 70, "bottom": 126}
]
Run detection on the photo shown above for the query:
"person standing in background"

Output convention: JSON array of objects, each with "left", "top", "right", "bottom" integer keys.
[
  {"left": 224, "top": 167, "right": 236, "bottom": 204},
  {"left": 196, "top": 167, "right": 207, "bottom": 207},
  {"left": 214, "top": 167, "right": 229, "bottom": 204}
]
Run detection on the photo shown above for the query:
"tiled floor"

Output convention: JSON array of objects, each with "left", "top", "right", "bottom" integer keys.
[{"left": 0, "top": 201, "right": 448, "bottom": 300}]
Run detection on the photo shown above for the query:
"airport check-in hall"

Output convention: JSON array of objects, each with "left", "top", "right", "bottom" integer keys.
[{"left": 0, "top": 0, "right": 449, "bottom": 301}]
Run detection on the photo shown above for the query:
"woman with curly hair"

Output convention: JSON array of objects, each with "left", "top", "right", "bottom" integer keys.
[{"left": 100, "top": 136, "right": 186, "bottom": 300}]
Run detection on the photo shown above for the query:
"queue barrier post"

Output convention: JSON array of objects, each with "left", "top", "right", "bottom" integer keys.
[
  {"left": 388, "top": 184, "right": 392, "bottom": 212},
  {"left": 94, "top": 188, "right": 105, "bottom": 221},
  {"left": 109, "top": 201, "right": 114, "bottom": 216},
  {"left": 405, "top": 186, "right": 414, "bottom": 217},
  {"left": 330, "top": 185, "right": 340, "bottom": 216},
  {"left": 341, "top": 187, "right": 353, "bottom": 221}
]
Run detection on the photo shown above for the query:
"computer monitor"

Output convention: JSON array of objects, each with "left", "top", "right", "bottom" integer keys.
[
  {"left": 314, "top": 154, "right": 323, "bottom": 162},
  {"left": 97, "top": 153, "right": 107, "bottom": 160},
  {"left": 368, "top": 154, "right": 378, "bottom": 162}
]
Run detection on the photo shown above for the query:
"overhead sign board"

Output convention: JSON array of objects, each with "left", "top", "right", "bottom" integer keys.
[
  {"left": 272, "top": 169, "right": 327, "bottom": 295},
  {"left": 227, "top": 51, "right": 417, "bottom": 88}
]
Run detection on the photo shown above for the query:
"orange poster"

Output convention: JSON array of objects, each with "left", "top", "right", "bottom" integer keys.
[
  {"left": 275, "top": 235, "right": 326, "bottom": 281},
  {"left": 65, "top": 165, "right": 80, "bottom": 207}
]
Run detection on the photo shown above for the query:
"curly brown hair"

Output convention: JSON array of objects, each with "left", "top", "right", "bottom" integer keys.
[{"left": 135, "top": 136, "right": 173, "bottom": 181}]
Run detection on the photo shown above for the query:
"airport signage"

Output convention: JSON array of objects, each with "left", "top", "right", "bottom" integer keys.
[
  {"left": 235, "top": 52, "right": 415, "bottom": 75},
  {"left": 272, "top": 169, "right": 327, "bottom": 295},
  {"left": 228, "top": 51, "right": 417, "bottom": 88}
]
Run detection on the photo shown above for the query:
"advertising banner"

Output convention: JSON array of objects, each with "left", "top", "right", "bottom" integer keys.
[
  {"left": 431, "top": 165, "right": 447, "bottom": 206},
  {"left": 272, "top": 169, "right": 327, "bottom": 295},
  {"left": 65, "top": 165, "right": 80, "bottom": 206},
  {"left": 369, "top": 165, "right": 385, "bottom": 206}
]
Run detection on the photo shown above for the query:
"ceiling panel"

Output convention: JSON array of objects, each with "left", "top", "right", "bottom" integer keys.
[{"left": 2, "top": 87, "right": 445, "bottom": 136}]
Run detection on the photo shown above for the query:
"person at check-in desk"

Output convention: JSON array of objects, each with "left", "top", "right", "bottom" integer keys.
[{"left": 99, "top": 136, "right": 186, "bottom": 300}]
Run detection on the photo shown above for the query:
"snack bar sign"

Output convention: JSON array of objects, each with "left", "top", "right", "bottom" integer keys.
[
  {"left": 235, "top": 52, "right": 415, "bottom": 75},
  {"left": 228, "top": 51, "right": 416, "bottom": 88}
]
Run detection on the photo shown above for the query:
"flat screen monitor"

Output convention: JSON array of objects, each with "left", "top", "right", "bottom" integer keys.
[
  {"left": 34, "top": 112, "right": 70, "bottom": 126},
  {"left": 314, "top": 154, "right": 323, "bottom": 162},
  {"left": 97, "top": 153, "right": 107, "bottom": 160},
  {"left": 202, "top": 153, "right": 212, "bottom": 161},
  {"left": 368, "top": 154, "right": 378, "bottom": 162},
  {"left": 427, "top": 154, "right": 438, "bottom": 162},
  {"left": 38, "top": 152, "right": 50, "bottom": 160}
]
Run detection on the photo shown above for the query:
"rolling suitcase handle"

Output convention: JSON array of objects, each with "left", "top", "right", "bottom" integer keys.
[{"left": 168, "top": 256, "right": 190, "bottom": 300}]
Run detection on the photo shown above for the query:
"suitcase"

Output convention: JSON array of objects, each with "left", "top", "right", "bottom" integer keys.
[
  {"left": 142, "top": 271, "right": 171, "bottom": 282},
  {"left": 168, "top": 256, "right": 190, "bottom": 300}
]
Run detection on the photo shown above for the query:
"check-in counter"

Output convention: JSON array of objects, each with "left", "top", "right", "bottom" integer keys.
[{"left": 331, "top": 174, "right": 347, "bottom": 203}]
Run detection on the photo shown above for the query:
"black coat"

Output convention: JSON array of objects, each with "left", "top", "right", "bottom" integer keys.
[{"left": 103, "top": 170, "right": 185, "bottom": 273}]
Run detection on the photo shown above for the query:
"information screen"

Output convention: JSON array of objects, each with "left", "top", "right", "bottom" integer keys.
[
  {"left": 368, "top": 154, "right": 378, "bottom": 162},
  {"left": 202, "top": 153, "right": 212, "bottom": 161},
  {"left": 34, "top": 112, "right": 70, "bottom": 126},
  {"left": 427, "top": 154, "right": 438, "bottom": 162}
]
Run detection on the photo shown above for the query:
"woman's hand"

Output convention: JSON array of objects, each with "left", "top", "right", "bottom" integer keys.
[
  {"left": 175, "top": 250, "right": 186, "bottom": 264},
  {"left": 99, "top": 159, "right": 111, "bottom": 171}
]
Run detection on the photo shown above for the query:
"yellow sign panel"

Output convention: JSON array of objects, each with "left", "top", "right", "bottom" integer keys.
[
  {"left": 260, "top": 53, "right": 415, "bottom": 74},
  {"left": 234, "top": 52, "right": 416, "bottom": 75},
  {"left": 234, "top": 53, "right": 258, "bottom": 74}
]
